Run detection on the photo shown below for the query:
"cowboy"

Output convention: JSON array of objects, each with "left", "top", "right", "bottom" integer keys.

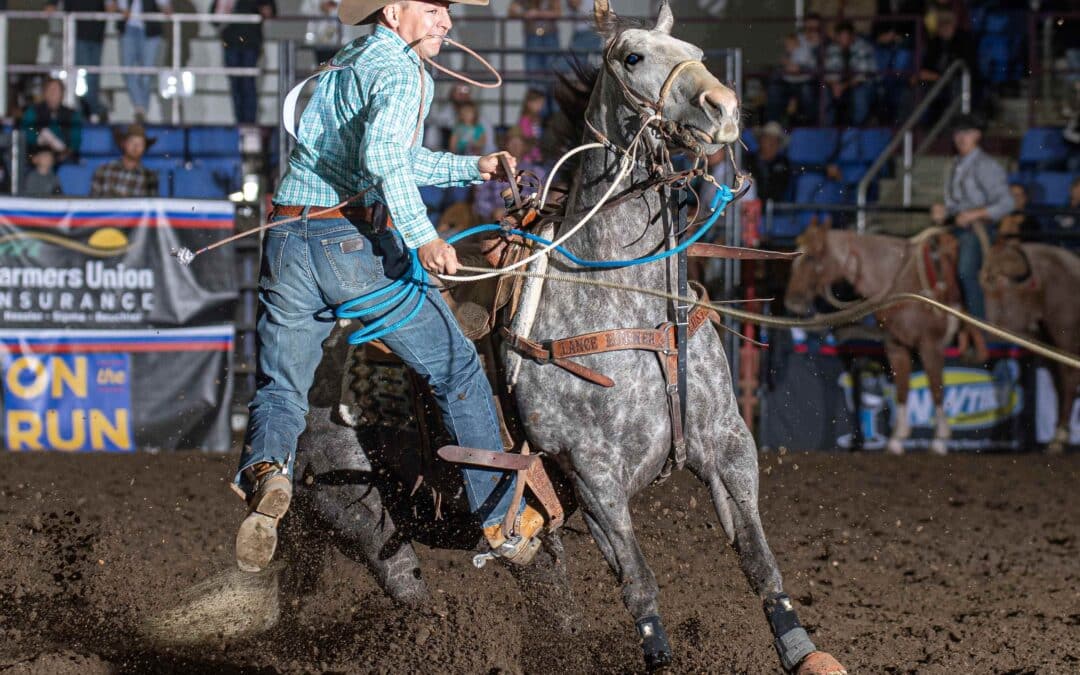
[
  {"left": 233, "top": 0, "right": 543, "bottom": 573},
  {"left": 89, "top": 124, "right": 159, "bottom": 197}
]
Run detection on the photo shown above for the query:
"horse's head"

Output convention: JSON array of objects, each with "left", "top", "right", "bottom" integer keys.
[
  {"left": 593, "top": 0, "right": 739, "bottom": 154},
  {"left": 785, "top": 223, "right": 850, "bottom": 315},
  {"left": 979, "top": 240, "right": 1043, "bottom": 334}
]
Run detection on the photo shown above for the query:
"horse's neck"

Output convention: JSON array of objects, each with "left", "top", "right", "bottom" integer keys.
[{"left": 830, "top": 230, "right": 908, "bottom": 296}]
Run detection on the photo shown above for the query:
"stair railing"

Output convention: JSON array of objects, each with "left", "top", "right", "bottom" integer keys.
[{"left": 856, "top": 61, "right": 970, "bottom": 233}]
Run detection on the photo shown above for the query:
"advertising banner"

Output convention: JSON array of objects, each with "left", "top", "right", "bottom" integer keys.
[{"left": 0, "top": 198, "right": 238, "bottom": 452}]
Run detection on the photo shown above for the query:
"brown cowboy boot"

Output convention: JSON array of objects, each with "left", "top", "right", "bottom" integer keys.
[
  {"left": 480, "top": 504, "right": 545, "bottom": 566},
  {"left": 235, "top": 462, "right": 292, "bottom": 573}
]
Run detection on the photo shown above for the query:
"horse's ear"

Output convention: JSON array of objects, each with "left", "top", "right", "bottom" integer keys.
[
  {"left": 594, "top": 0, "right": 617, "bottom": 35},
  {"left": 654, "top": 0, "right": 674, "bottom": 34}
]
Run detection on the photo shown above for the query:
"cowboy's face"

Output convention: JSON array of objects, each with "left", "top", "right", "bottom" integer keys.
[
  {"left": 385, "top": 1, "right": 452, "bottom": 59},
  {"left": 953, "top": 128, "right": 980, "bottom": 155},
  {"left": 123, "top": 135, "right": 147, "bottom": 160}
]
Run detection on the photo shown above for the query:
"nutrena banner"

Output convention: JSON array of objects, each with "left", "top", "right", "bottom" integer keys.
[{"left": 0, "top": 198, "right": 237, "bottom": 452}]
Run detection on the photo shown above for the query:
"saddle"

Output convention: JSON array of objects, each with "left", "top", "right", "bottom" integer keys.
[{"left": 916, "top": 232, "right": 962, "bottom": 307}]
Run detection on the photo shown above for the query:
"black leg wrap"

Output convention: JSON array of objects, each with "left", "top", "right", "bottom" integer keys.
[
  {"left": 636, "top": 615, "right": 673, "bottom": 671},
  {"left": 764, "top": 593, "right": 817, "bottom": 673}
]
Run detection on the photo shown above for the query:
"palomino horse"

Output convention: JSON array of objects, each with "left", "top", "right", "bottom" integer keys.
[
  {"left": 981, "top": 239, "right": 1080, "bottom": 453},
  {"left": 785, "top": 223, "right": 960, "bottom": 454}
]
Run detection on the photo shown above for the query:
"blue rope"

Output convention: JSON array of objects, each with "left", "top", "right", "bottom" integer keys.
[{"left": 334, "top": 183, "right": 734, "bottom": 345}]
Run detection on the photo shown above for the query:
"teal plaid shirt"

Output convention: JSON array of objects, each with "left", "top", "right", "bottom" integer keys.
[{"left": 274, "top": 25, "right": 483, "bottom": 249}]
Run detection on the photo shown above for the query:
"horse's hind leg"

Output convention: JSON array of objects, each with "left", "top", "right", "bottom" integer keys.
[
  {"left": 691, "top": 427, "right": 846, "bottom": 675},
  {"left": 885, "top": 338, "right": 913, "bottom": 455},
  {"left": 919, "top": 339, "right": 950, "bottom": 455},
  {"left": 575, "top": 471, "right": 672, "bottom": 670}
]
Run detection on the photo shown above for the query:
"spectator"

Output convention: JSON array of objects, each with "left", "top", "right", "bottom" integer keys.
[
  {"left": 20, "top": 78, "right": 82, "bottom": 163},
  {"left": 874, "top": 0, "right": 923, "bottom": 45},
  {"left": 917, "top": 10, "right": 978, "bottom": 122},
  {"left": 998, "top": 184, "right": 1038, "bottom": 240},
  {"left": 564, "top": 0, "right": 601, "bottom": 66},
  {"left": 45, "top": 0, "right": 115, "bottom": 123},
  {"left": 766, "top": 14, "right": 824, "bottom": 125},
  {"left": 90, "top": 124, "right": 159, "bottom": 197},
  {"left": 449, "top": 102, "right": 486, "bottom": 155},
  {"left": 302, "top": 0, "right": 340, "bottom": 65},
  {"left": 117, "top": 0, "right": 171, "bottom": 122},
  {"left": 1064, "top": 110, "right": 1080, "bottom": 172},
  {"left": 509, "top": 0, "right": 562, "bottom": 81},
  {"left": 212, "top": 0, "right": 277, "bottom": 125},
  {"left": 22, "top": 146, "right": 63, "bottom": 197},
  {"left": 745, "top": 122, "right": 793, "bottom": 202},
  {"left": 929, "top": 114, "right": 1013, "bottom": 319},
  {"left": 1051, "top": 177, "right": 1080, "bottom": 233},
  {"left": 474, "top": 129, "right": 545, "bottom": 223},
  {"left": 824, "top": 20, "right": 878, "bottom": 126},
  {"left": 517, "top": 88, "right": 546, "bottom": 164}
]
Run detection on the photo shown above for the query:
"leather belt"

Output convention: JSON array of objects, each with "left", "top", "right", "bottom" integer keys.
[{"left": 271, "top": 204, "right": 377, "bottom": 222}]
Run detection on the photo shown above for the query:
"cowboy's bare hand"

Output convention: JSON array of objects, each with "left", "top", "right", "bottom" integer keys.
[
  {"left": 930, "top": 203, "right": 947, "bottom": 224},
  {"left": 478, "top": 151, "right": 517, "bottom": 181},
  {"left": 417, "top": 239, "right": 460, "bottom": 275},
  {"left": 954, "top": 209, "right": 979, "bottom": 227}
]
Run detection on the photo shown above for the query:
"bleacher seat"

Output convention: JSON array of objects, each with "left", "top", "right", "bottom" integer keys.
[
  {"left": 144, "top": 126, "right": 186, "bottom": 158},
  {"left": 188, "top": 127, "right": 241, "bottom": 157},
  {"left": 83, "top": 157, "right": 115, "bottom": 174},
  {"left": 793, "top": 172, "right": 827, "bottom": 204},
  {"left": 836, "top": 161, "right": 870, "bottom": 185},
  {"left": 1028, "top": 172, "right": 1075, "bottom": 207},
  {"left": 858, "top": 128, "right": 891, "bottom": 162},
  {"left": 79, "top": 125, "right": 116, "bottom": 156},
  {"left": 142, "top": 157, "right": 184, "bottom": 175},
  {"left": 788, "top": 128, "right": 840, "bottom": 166},
  {"left": 173, "top": 166, "right": 228, "bottom": 199},
  {"left": 767, "top": 213, "right": 803, "bottom": 239},
  {"left": 192, "top": 158, "right": 242, "bottom": 193},
  {"left": 977, "top": 11, "right": 1025, "bottom": 84},
  {"left": 1019, "top": 128, "right": 1067, "bottom": 170},
  {"left": 741, "top": 128, "right": 759, "bottom": 156},
  {"left": 57, "top": 164, "right": 94, "bottom": 196}
]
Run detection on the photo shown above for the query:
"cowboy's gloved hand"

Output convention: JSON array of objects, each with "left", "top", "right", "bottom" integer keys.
[
  {"left": 478, "top": 151, "right": 517, "bottom": 182},
  {"left": 418, "top": 239, "right": 460, "bottom": 275}
]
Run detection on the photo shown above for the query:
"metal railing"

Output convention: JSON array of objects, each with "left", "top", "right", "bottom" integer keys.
[{"left": 855, "top": 60, "right": 970, "bottom": 234}]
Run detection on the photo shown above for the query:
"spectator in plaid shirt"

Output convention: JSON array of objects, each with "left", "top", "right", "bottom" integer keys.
[
  {"left": 90, "top": 124, "right": 159, "bottom": 197},
  {"left": 824, "top": 20, "right": 877, "bottom": 126},
  {"left": 232, "top": 0, "right": 542, "bottom": 576}
]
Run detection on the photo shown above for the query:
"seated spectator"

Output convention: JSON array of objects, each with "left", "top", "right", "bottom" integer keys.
[
  {"left": 90, "top": 124, "right": 159, "bottom": 197},
  {"left": 517, "top": 89, "right": 546, "bottom": 164},
  {"left": 916, "top": 10, "right": 978, "bottom": 122},
  {"left": 509, "top": 0, "right": 562, "bottom": 81},
  {"left": 425, "top": 84, "right": 495, "bottom": 154},
  {"left": 22, "top": 145, "right": 63, "bottom": 197},
  {"left": 874, "top": 0, "right": 922, "bottom": 46},
  {"left": 1064, "top": 111, "right": 1080, "bottom": 172},
  {"left": 474, "top": 129, "right": 546, "bottom": 223},
  {"left": 302, "top": 0, "right": 340, "bottom": 65},
  {"left": 766, "top": 14, "right": 824, "bottom": 125},
  {"left": 20, "top": 78, "right": 82, "bottom": 163},
  {"left": 824, "top": 20, "right": 878, "bottom": 126},
  {"left": 745, "top": 122, "right": 793, "bottom": 202},
  {"left": 998, "top": 184, "right": 1038, "bottom": 240},
  {"left": 1051, "top": 177, "right": 1080, "bottom": 233},
  {"left": 449, "top": 102, "right": 487, "bottom": 156},
  {"left": 564, "top": 0, "right": 602, "bottom": 66}
]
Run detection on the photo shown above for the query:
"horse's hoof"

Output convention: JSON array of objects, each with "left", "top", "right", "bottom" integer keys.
[
  {"left": 930, "top": 439, "right": 948, "bottom": 456},
  {"left": 886, "top": 438, "right": 905, "bottom": 455},
  {"left": 1045, "top": 441, "right": 1065, "bottom": 455},
  {"left": 796, "top": 651, "right": 848, "bottom": 675},
  {"left": 636, "top": 616, "right": 673, "bottom": 671}
]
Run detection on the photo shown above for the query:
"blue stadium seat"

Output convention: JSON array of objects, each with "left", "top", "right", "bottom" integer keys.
[
  {"left": 787, "top": 128, "right": 840, "bottom": 166},
  {"left": 835, "top": 128, "right": 861, "bottom": 162},
  {"left": 836, "top": 161, "right": 870, "bottom": 185},
  {"left": 978, "top": 32, "right": 1024, "bottom": 84},
  {"left": 142, "top": 157, "right": 184, "bottom": 174},
  {"left": 57, "top": 163, "right": 94, "bottom": 196},
  {"left": 1029, "top": 172, "right": 1075, "bottom": 207},
  {"left": 144, "top": 126, "right": 186, "bottom": 158},
  {"left": 173, "top": 166, "right": 229, "bottom": 199},
  {"left": 188, "top": 127, "right": 241, "bottom": 157},
  {"left": 83, "top": 156, "right": 116, "bottom": 174},
  {"left": 741, "top": 128, "right": 759, "bottom": 156},
  {"left": 767, "top": 213, "right": 804, "bottom": 239},
  {"left": 157, "top": 170, "right": 172, "bottom": 198},
  {"left": 1019, "top": 128, "right": 1067, "bottom": 170},
  {"left": 858, "top": 128, "right": 891, "bottom": 162},
  {"left": 79, "top": 125, "right": 116, "bottom": 156},
  {"left": 192, "top": 157, "right": 242, "bottom": 192},
  {"left": 793, "top": 172, "right": 827, "bottom": 204}
]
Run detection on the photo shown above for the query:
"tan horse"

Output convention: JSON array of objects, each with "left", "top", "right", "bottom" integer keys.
[
  {"left": 784, "top": 223, "right": 961, "bottom": 454},
  {"left": 981, "top": 240, "right": 1080, "bottom": 453}
]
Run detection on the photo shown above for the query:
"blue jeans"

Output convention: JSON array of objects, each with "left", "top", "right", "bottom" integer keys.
[
  {"left": 826, "top": 82, "right": 874, "bottom": 126},
  {"left": 525, "top": 32, "right": 559, "bottom": 80},
  {"left": 75, "top": 39, "right": 105, "bottom": 118},
  {"left": 225, "top": 46, "right": 260, "bottom": 124},
  {"left": 120, "top": 26, "right": 161, "bottom": 112},
  {"left": 236, "top": 212, "right": 518, "bottom": 528},
  {"left": 955, "top": 226, "right": 989, "bottom": 319}
]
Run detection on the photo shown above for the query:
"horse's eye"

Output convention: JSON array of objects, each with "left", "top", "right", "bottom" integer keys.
[{"left": 624, "top": 53, "right": 643, "bottom": 66}]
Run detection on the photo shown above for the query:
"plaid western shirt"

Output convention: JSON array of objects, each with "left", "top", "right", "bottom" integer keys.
[
  {"left": 89, "top": 160, "right": 159, "bottom": 198},
  {"left": 274, "top": 25, "right": 483, "bottom": 249}
]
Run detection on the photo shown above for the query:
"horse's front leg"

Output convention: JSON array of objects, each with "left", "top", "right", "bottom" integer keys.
[
  {"left": 574, "top": 467, "right": 671, "bottom": 670},
  {"left": 885, "top": 339, "right": 914, "bottom": 455},
  {"left": 1049, "top": 363, "right": 1079, "bottom": 454},
  {"left": 918, "top": 339, "right": 950, "bottom": 455}
]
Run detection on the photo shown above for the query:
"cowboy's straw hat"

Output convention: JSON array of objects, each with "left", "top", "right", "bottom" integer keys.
[
  {"left": 112, "top": 123, "right": 157, "bottom": 149},
  {"left": 340, "top": 0, "right": 489, "bottom": 26}
]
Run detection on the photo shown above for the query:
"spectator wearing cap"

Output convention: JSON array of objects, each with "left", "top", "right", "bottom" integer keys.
[
  {"left": 930, "top": 114, "right": 1014, "bottom": 319},
  {"left": 22, "top": 146, "right": 64, "bottom": 197},
  {"left": 20, "top": 78, "right": 82, "bottom": 164},
  {"left": 746, "top": 122, "right": 792, "bottom": 202},
  {"left": 44, "top": 0, "right": 116, "bottom": 123},
  {"left": 212, "top": 0, "right": 278, "bottom": 124},
  {"left": 117, "top": 0, "right": 172, "bottom": 122},
  {"left": 90, "top": 124, "right": 159, "bottom": 197},
  {"left": 823, "top": 20, "right": 877, "bottom": 126}
]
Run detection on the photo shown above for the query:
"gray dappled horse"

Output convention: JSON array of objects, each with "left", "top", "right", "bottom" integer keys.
[{"left": 147, "top": 3, "right": 844, "bottom": 672}]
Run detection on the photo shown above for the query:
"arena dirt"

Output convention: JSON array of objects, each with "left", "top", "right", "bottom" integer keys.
[{"left": 0, "top": 450, "right": 1077, "bottom": 673}]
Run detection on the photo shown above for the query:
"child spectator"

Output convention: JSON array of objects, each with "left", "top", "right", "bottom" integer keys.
[
  {"left": 998, "top": 184, "right": 1039, "bottom": 240},
  {"left": 21, "top": 145, "right": 63, "bottom": 197},
  {"left": 824, "top": 20, "right": 878, "bottom": 126},
  {"left": 517, "top": 89, "right": 546, "bottom": 164},
  {"left": 766, "top": 15, "right": 823, "bottom": 125},
  {"left": 449, "top": 102, "right": 487, "bottom": 156}
]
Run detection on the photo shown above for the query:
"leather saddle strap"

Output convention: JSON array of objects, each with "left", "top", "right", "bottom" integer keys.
[
  {"left": 653, "top": 322, "right": 686, "bottom": 459},
  {"left": 500, "top": 327, "right": 616, "bottom": 387},
  {"left": 687, "top": 242, "right": 802, "bottom": 261}
]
